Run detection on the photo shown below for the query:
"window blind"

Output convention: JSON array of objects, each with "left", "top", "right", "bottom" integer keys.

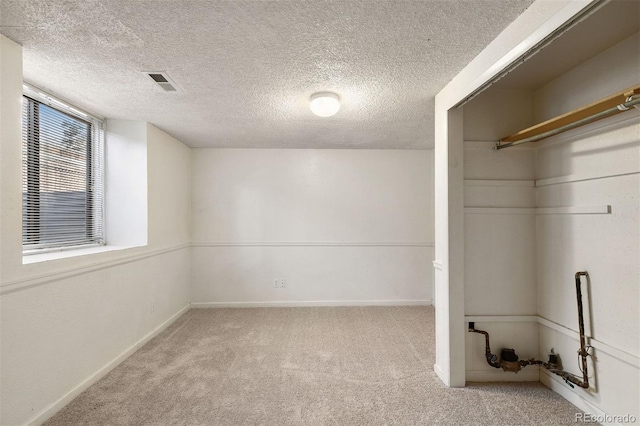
[{"left": 21, "top": 91, "right": 105, "bottom": 251}]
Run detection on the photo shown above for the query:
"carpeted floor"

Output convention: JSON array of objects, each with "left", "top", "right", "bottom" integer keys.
[{"left": 45, "top": 306, "right": 586, "bottom": 425}]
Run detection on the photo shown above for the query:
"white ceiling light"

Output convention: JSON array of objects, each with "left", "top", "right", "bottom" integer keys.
[{"left": 310, "top": 92, "right": 341, "bottom": 117}]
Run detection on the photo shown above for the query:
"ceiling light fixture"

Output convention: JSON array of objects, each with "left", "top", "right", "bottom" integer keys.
[{"left": 310, "top": 92, "right": 340, "bottom": 117}]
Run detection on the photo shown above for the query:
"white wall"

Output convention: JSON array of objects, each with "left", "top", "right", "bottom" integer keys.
[
  {"left": 0, "top": 34, "right": 24, "bottom": 280},
  {"left": 534, "top": 32, "right": 639, "bottom": 421},
  {"left": 0, "top": 36, "right": 192, "bottom": 426},
  {"left": 147, "top": 123, "right": 191, "bottom": 246},
  {"left": 191, "top": 149, "right": 433, "bottom": 306},
  {"left": 462, "top": 88, "right": 539, "bottom": 381},
  {"left": 105, "top": 120, "right": 148, "bottom": 247}
]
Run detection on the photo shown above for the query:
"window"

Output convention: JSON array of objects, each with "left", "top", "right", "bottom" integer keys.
[{"left": 21, "top": 86, "right": 105, "bottom": 252}]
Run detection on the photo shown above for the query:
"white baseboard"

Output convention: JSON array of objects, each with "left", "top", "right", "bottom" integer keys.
[
  {"left": 466, "top": 368, "right": 539, "bottom": 382},
  {"left": 540, "top": 370, "right": 620, "bottom": 425},
  {"left": 190, "top": 299, "right": 432, "bottom": 308},
  {"left": 23, "top": 304, "right": 191, "bottom": 426},
  {"left": 434, "top": 363, "right": 449, "bottom": 386}
]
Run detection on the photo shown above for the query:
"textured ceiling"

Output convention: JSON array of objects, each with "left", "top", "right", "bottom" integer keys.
[{"left": 0, "top": 0, "right": 535, "bottom": 149}]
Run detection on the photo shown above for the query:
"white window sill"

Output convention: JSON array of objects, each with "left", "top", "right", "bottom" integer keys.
[{"left": 22, "top": 244, "right": 141, "bottom": 265}]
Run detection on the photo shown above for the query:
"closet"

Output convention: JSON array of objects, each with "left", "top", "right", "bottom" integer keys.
[{"left": 461, "top": 0, "right": 639, "bottom": 418}]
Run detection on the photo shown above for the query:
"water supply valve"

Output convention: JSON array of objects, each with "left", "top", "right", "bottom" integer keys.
[{"left": 500, "top": 348, "right": 521, "bottom": 373}]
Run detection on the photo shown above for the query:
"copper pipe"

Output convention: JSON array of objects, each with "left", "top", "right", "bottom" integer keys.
[
  {"left": 468, "top": 271, "right": 591, "bottom": 388},
  {"left": 468, "top": 327, "right": 501, "bottom": 369},
  {"left": 573, "top": 271, "right": 590, "bottom": 388}
]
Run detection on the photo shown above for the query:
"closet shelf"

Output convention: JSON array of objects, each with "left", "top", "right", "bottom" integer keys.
[{"left": 496, "top": 84, "right": 640, "bottom": 150}]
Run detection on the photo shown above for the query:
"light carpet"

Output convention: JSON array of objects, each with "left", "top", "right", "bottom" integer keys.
[{"left": 45, "top": 306, "right": 586, "bottom": 425}]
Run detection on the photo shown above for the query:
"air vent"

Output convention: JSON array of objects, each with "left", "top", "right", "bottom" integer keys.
[{"left": 143, "top": 71, "right": 180, "bottom": 92}]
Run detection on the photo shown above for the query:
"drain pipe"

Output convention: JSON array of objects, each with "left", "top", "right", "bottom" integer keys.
[{"left": 468, "top": 271, "right": 590, "bottom": 389}]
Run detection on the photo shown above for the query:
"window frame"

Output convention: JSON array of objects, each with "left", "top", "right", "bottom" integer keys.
[{"left": 21, "top": 84, "right": 106, "bottom": 255}]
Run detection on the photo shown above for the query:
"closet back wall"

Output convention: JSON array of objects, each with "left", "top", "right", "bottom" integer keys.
[
  {"left": 190, "top": 149, "right": 433, "bottom": 306},
  {"left": 534, "top": 32, "right": 639, "bottom": 418}
]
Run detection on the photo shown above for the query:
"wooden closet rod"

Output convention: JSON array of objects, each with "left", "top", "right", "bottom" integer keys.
[{"left": 496, "top": 84, "right": 640, "bottom": 150}]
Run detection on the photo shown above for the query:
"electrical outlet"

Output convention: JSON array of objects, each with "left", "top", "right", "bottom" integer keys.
[
  {"left": 273, "top": 278, "right": 286, "bottom": 288},
  {"left": 281, "top": 278, "right": 287, "bottom": 288}
]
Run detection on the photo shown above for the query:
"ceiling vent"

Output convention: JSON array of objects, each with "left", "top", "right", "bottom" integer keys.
[{"left": 144, "top": 71, "right": 180, "bottom": 92}]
